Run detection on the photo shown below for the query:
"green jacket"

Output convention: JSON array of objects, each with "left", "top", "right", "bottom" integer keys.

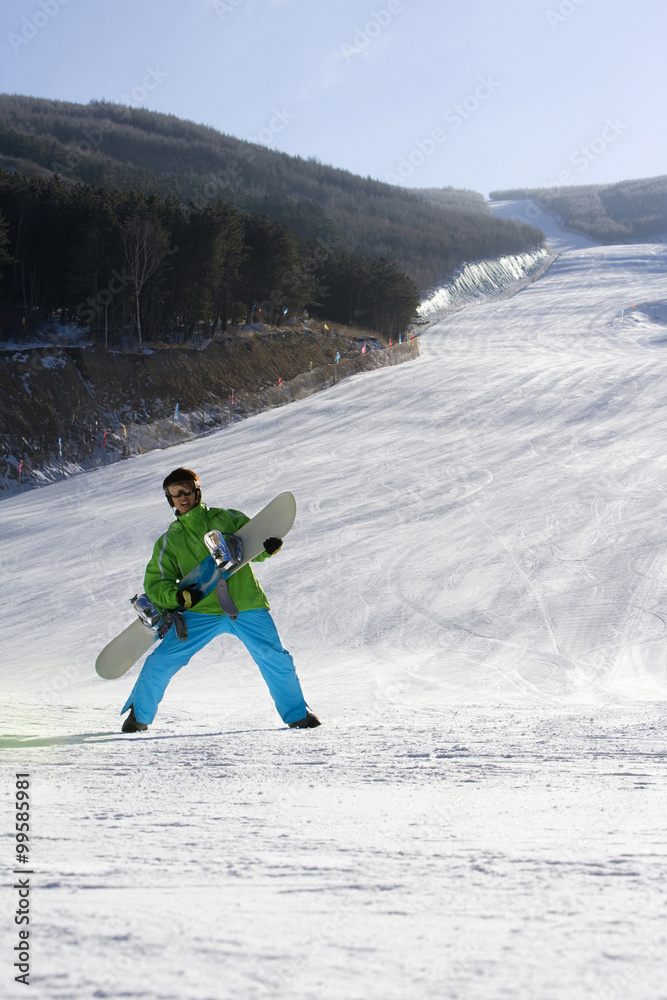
[{"left": 144, "top": 502, "right": 272, "bottom": 615}]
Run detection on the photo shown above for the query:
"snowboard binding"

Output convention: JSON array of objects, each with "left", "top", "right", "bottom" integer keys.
[
  {"left": 204, "top": 530, "right": 243, "bottom": 573},
  {"left": 131, "top": 594, "right": 188, "bottom": 641},
  {"left": 203, "top": 531, "right": 242, "bottom": 620}
]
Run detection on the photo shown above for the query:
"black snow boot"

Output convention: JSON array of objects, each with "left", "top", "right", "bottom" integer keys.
[
  {"left": 289, "top": 712, "right": 321, "bottom": 729},
  {"left": 122, "top": 707, "right": 149, "bottom": 733}
]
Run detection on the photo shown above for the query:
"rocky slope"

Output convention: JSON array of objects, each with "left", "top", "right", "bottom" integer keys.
[{"left": 1, "top": 325, "right": 418, "bottom": 495}]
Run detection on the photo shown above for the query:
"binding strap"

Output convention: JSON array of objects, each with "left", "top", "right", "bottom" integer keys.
[{"left": 216, "top": 578, "right": 240, "bottom": 620}]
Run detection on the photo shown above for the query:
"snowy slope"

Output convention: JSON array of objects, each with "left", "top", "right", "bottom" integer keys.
[
  {"left": 2, "top": 206, "right": 667, "bottom": 999},
  {"left": 490, "top": 197, "right": 599, "bottom": 252}
]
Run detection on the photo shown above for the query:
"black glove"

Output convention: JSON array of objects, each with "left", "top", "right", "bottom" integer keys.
[
  {"left": 263, "top": 537, "right": 283, "bottom": 555},
  {"left": 176, "top": 587, "right": 203, "bottom": 610}
]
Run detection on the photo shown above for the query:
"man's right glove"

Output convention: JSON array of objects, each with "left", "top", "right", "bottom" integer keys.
[{"left": 176, "top": 587, "right": 203, "bottom": 610}]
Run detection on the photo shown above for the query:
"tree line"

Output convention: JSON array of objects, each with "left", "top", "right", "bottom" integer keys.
[
  {"left": 490, "top": 175, "right": 667, "bottom": 244},
  {"left": 0, "top": 169, "right": 420, "bottom": 345},
  {"left": 0, "top": 94, "right": 545, "bottom": 291}
]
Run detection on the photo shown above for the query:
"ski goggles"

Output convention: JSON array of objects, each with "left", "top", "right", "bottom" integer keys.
[{"left": 166, "top": 484, "right": 196, "bottom": 499}]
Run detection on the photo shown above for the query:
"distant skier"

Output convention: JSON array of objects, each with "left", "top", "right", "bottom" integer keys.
[{"left": 120, "top": 467, "right": 320, "bottom": 733}]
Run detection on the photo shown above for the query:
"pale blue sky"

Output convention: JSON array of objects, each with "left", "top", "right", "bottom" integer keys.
[{"left": 1, "top": 0, "right": 664, "bottom": 197}]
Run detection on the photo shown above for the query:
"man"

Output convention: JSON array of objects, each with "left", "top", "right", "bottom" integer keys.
[{"left": 120, "top": 467, "right": 320, "bottom": 733}]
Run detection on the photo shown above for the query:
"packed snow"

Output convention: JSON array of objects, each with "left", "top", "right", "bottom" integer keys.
[{"left": 2, "top": 202, "right": 667, "bottom": 999}]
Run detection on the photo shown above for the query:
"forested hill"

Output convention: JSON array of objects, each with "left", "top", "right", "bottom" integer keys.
[
  {"left": 0, "top": 94, "right": 543, "bottom": 290},
  {"left": 490, "top": 176, "right": 667, "bottom": 244}
]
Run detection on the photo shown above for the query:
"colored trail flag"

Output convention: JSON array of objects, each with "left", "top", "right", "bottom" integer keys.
[
  {"left": 335, "top": 351, "right": 340, "bottom": 363},
  {"left": 361, "top": 342, "right": 367, "bottom": 354},
  {"left": 174, "top": 403, "right": 179, "bottom": 421}
]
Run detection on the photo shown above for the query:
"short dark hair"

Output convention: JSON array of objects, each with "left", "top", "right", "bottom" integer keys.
[
  {"left": 162, "top": 467, "right": 199, "bottom": 492},
  {"left": 163, "top": 467, "right": 202, "bottom": 510}
]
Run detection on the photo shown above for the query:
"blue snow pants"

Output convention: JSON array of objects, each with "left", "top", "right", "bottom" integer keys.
[{"left": 120, "top": 609, "right": 308, "bottom": 726}]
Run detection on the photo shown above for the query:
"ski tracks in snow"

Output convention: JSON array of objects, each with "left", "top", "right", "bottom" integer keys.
[
  {"left": 4, "top": 212, "right": 667, "bottom": 1000},
  {"left": 6, "top": 702, "right": 667, "bottom": 1000}
]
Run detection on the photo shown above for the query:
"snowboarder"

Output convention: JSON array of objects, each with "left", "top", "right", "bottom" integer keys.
[{"left": 120, "top": 467, "right": 320, "bottom": 733}]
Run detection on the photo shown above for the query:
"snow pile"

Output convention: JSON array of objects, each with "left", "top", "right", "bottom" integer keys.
[
  {"left": 417, "top": 247, "right": 552, "bottom": 321},
  {"left": 611, "top": 297, "right": 667, "bottom": 341}
]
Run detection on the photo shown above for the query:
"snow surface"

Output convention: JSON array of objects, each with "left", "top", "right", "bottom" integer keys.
[
  {"left": 2, "top": 204, "right": 667, "bottom": 999},
  {"left": 490, "top": 198, "right": 599, "bottom": 253}
]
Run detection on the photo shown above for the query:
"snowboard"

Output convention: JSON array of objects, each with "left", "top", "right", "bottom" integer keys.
[{"left": 95, "top": 492, "right": 297, "bottom": 680}]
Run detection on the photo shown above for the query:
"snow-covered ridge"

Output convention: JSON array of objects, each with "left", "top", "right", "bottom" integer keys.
[{"left": 417, "top": 247, "right": 553, "bottom": 321}]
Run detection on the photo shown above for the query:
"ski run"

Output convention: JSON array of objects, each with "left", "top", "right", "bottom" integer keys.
[{"left": 2, "top": 201, "right": 667, "bottom": 1000}]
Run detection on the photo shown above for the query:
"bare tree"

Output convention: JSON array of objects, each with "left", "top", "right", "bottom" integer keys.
[{"left": 121, "top": 217, "right": 170, "bottom": 348}]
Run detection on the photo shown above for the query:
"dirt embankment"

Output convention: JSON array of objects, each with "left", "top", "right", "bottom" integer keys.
[{"left": 1, "top": 327, "right": 419, "bottom": 494}]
